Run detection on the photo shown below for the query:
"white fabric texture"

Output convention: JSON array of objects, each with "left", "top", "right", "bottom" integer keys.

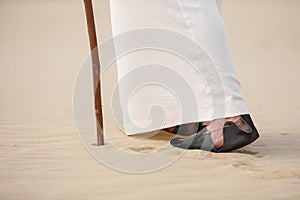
[{"left": 109, "top": 0, "right": 249, "bottom": 135}]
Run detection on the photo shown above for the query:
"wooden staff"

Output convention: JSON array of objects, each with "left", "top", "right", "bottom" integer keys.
[{"left": 83, "top": 0, "right": 104, "bottom": 145}]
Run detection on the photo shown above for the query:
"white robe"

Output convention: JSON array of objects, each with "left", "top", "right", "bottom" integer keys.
[{"left": 109, "top": 0, "right": 249, "bottom": 135}]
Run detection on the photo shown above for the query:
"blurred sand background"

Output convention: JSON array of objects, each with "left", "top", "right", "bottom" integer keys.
[{"left": 1, "top": 0, "right": 300, "bottom": 199}]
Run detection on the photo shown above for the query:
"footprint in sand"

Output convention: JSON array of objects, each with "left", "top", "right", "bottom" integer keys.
[
  {"left": 234, "top": 149, "right": 266, "bottom": 158},
  {"left": 129, "top": 146, "right": 156, "bottom": 153},
  {"left": 232, "top": 161, "right": 263, "bottom": 171},
  {"left": 232, "top": 158, "right": 300, "bottom": 181}
]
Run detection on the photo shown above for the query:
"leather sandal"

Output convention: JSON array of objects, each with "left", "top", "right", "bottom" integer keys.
[{"left": 170, "top": 114, "right": 260, "bottom": 152}]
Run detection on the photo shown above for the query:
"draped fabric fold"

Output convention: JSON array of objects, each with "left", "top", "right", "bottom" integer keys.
[{"left": 109, "top": 0, "right": 249, "bottom": 135}]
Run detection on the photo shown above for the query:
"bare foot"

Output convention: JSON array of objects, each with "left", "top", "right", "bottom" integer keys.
[
  {"left": 164, "top": 126, "right": 177, "bottom": 133},
  {"left": 206, "top": 116, "right": 251, "bottom": 149},
  {"left": 164, "top": 122, "right": 198, "bottom": 135}
]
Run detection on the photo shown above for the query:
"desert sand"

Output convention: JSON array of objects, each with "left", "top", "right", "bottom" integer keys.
[{"left": 1, "top": 0, "right": 300, "bottom": 199}]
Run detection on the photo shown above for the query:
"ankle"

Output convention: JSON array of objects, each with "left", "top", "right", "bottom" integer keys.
[{"left": 226, "top": 115, "right": 250, "bottom": 132}]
